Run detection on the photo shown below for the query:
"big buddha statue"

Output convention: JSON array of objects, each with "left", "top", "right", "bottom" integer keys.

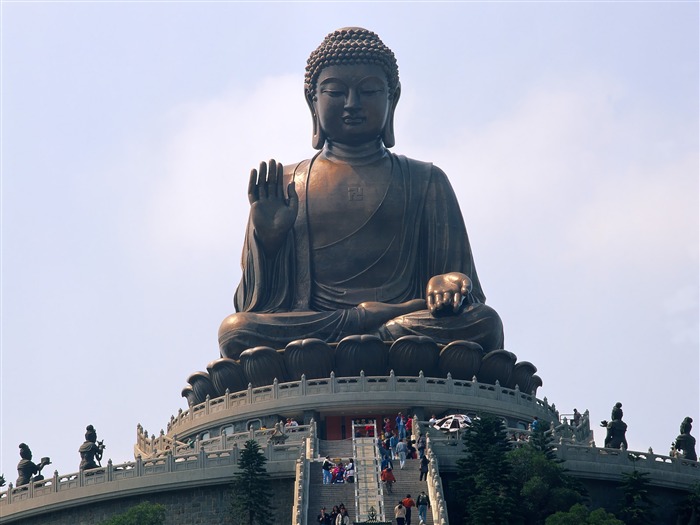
[{"left": 186, "top": 28, "right": 534, "bottom": 402}]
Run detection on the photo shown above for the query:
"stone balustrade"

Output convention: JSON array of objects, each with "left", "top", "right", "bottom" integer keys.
[
  {"left": 164, "top": 372, "right": 559, "bottom": 440},
  {"left": 426, "top": 428, "right": 700, "bottom": 490},
  {"left": 0, "top": 437, "right": 304, "bottom": 515},
  {"left": 136, "top": 420, "right": 310, "bottom": 458}
]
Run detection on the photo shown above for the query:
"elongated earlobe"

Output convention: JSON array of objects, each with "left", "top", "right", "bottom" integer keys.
[
  {"left": 382, "top": 83, "right": 401, "bottom": 148},
  {"left": 306, "top": 92, "right": 326, "bottom": 150}
]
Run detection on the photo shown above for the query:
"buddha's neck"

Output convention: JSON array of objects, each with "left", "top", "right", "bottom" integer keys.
[{"left": 322, "top": 139, "right": 388, "bottom": 165}]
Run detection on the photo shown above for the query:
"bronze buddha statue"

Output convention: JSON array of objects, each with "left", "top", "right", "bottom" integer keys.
[
  {"left": 218, "top": 27, "right": 504, "bottom": 361},
  {"left": 181, "top": 28, "right": 533, "bottom": 403}
]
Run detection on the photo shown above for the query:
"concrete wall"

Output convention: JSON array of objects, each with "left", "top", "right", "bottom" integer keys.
[{"left": 4, "top": 479, "right": 293, "bottom": 525}]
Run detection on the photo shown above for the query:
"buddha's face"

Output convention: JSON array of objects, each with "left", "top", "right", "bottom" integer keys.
[{"left": 314, "top": 64, "right": 391, "bottom": 146}]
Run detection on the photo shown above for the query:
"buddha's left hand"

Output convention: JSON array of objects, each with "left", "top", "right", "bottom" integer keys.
[{"left": 426, "top": 272, "right": 472, "bottom": 315}]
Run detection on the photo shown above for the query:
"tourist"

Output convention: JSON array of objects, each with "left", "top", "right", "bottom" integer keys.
[
  {"left": 322, "top": 456, "right": 333, "bottom": 484},
  {"left": 381, "top": 466, "right": 396, "bottom": 494},
  {"left": 573, "top": 408, "right": 581, "bottom": 426},
  {"left": 345, "top": 458, "right": 355, "bottom": 483},
  {"left": 336, "top": 507, "right": 350, "bottom": 525},
  {"left": 397, "top": 413, "right": 407, "bottom": 439},
  {"left": 416, "top": 491, "right": 430, "bottom": 524},
  {"left": 332, "top": 462, "right": 345, "bottom": 483},
  {"left": 428, "top": 414, "right": 437, "bottom": 426},
  {"left": 317, "top": 507, "right": 331, "bottom": 525},
  {"left": 384, "top": 417, "right": 392, "bottom": 435},
  {"left": 390, "top": 431, "right": 399, "bottom": 460},
  {"left": 396, "top": 439, "right": 408, "bottom": 469},
  {"left": 329, "top": 505, "right": 340, "bottom": 524},
  {"left": 402, "top": 494, "right": 416, "bottom": 525},
  {"left": 417, "top": 434, "right": 426, "bottom": 459},
  {"left": 381, "top": 453, "right": 394, "bottom": 472},
  {"left": 419, "top": 454, "right": 429, "bottom": 481},
  {"left": 406, "top": 415, "right": 413, "bottom": 437},
  {"left": 394, "top": 501, "right": 406, "bottom": 525},
  {"left": 531, "top": 416, "right": 540, "bottom": 432}
]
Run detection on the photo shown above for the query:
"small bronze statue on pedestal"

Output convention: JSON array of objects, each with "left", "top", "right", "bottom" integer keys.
[
  {"left": 16, "top": 443, "right": 51, "bottom": 486},
  {"left": 674, "top": 417, "right": 697, "bottom": 461},
  {"left": 600, "top": 402, "right": 628, "bottom": 449},
  {"left": 79, "top": 425, "right": 106, "bottom": 471}
]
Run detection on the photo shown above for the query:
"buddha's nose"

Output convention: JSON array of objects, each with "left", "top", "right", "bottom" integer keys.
[{"left": 345, "top": 88, "right": 361, "bottom": 110}]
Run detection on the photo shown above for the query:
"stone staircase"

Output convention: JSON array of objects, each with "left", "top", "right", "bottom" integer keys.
[
  {"left": 307, "top": 440, "right": 356, "bottom": 525},
  {"left": 386, "top": 456, "right": 434, "bottom": 525}
]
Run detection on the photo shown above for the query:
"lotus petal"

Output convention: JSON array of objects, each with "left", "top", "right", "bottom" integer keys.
[
  {"left": 207, "top": 357, "right": 247, "bottom": 395},
  {"left": 284, "top": 338, "right": 334, "bottom": 380},
  {"left": 438, "top": 340, "right": 485, "bottom": 379},
  {"left": 507, "top": 361, "right": 538, "bottom": 391},
  {"left": 181, "top": 385, "right": 198, "bottom": 407},
  {"left": 388, "top": 336, "right": 439, "bottom": 376},
  {"left": 186, "top": 371, "right": 218, "bottom": 404},
  {"left": 477, "top": 349, "right": 516, "bottom": 385},
  {"left": 335, "top": 335, "right": 388, "bottom": 377},
  {"left": 240, "top": 346, "right": 288, "bottom": 387}
]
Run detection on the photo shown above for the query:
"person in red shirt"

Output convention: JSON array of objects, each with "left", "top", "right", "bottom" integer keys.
[{"left": 401, "top": 494, "right": 416, "bottom": 525}]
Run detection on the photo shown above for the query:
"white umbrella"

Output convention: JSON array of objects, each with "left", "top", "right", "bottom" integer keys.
[{"left": 433, "top": 414, "right": 472, "bottom": 433}]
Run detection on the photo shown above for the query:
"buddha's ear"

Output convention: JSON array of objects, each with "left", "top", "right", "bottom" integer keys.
[
  {"left": 382, "top": 82, "right": 401, "bottom": 149},
  {"left": 306, "top": 90, "right": 326, "bottom": 150}
]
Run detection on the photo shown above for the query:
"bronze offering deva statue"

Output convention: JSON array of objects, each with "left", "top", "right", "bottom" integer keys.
[
  {"left": 16, "top": 443, "right": 50, "bottom": 487},
  {"left": 184, "top": 28, "right": 541, "bottom": 402},
  {"left": 79, "top": 425, "right": 105, "bottom": 471},
  {"left": 600, "top": 402, "right": 628, "bottom": 450},
  {"left": 675, "top": 417, "right": 697, "bottom": 461}
]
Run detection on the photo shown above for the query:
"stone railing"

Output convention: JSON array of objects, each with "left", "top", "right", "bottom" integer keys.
[
  {"left": 136, "top": 420, "right": 310, "bottom": 458},
  {"left": 414, "top": 420, "right": 449, "bottom": 525},
  {"left": 165, "top": 372, "right": 559, "bottom": 438},
  {"left": 292, "top": 447, "right": 309, "bottom": 525},
  {"left": 426, "top": 428, "right": 700, "bottom": 490},
  {"left": 0, "top": 434, "right": 306, "bottom": 511}
]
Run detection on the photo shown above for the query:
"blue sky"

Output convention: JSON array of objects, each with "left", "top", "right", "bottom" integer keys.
[{"left": 1, "top": 2, "right": 698, "bottom": 479}]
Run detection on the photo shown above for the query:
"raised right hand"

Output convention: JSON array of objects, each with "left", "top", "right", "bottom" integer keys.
[{"left": 248, "top": 159, "right": 298, "bottom": 254}]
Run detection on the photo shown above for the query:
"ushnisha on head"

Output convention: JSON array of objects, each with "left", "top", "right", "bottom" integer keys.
[{"left": 304, "top": 27, "right": 401, "bottom": 149}]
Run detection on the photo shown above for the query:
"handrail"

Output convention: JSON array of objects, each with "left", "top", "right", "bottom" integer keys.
[
  {"left": 164, "top": 372, "right": 559, "bottom": 439},
  {"left": 351, "top": 419, "right": 384, "bottom": 522},
  {"left": 0, "top": 430, "right": 307, "bottom": 509},
  {"left": 415, "top": 419, "right": 449, "bottom": 525}
]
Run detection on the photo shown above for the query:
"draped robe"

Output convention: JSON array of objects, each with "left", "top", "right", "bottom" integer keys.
[{"left": 220, "top": 153, "right": 503, "bottom": 358}]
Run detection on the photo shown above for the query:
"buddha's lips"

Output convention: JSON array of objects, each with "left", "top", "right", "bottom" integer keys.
[{"left": 343, "top": 117, "right": 365, "bottom": 125}]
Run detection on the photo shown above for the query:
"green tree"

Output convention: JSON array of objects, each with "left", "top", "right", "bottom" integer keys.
[
  {"left": 508, "top": 427, "right": 586, "bottom": 524},
  {"left": 454, "top": 414, "right": 520, "bottom": 525},
  {"left": 230, "top": 439, "right": 274, "bottom": 525},
  {"left": 675, "top": 483, "right": 700, "bottom": 525},
  {"left": 545, "top": 503, "right": 624, "bottom": 525},
  {"left": 99, "top": 501, "right": 166, "bottom": 525},
  {"left": 617, "top": 470, "right": 655, "bottom": 525}
]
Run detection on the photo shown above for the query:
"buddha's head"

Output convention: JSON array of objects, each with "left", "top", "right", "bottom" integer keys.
[{"left": 305, "top": 28, "right": 401, "bottom": 149}]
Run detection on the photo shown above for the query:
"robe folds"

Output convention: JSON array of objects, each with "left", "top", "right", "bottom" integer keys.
[{"left": 222, "top": 153, "right": 503, "bottom": 356}]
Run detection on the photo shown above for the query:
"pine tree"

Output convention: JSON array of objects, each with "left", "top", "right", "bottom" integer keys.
[
  {"left": 545, "top": 503, "right": 624, "bottom": 525},
  {"left": 99, "top": 501, "right": 166, "bottom": 525},
  {"left": 617, "top": 470, "right": 655, "bottom": 525},
  {"left": 230, "top": 439, "right": 274, "bottom": 525},
  {"left": 454, "top": 414, "right": 520, "bottom": 525},
  {"left": 675, "top": 483, "right": 700, "bottom": 525},
  {"left": 508, "top": 427, "right": 586, "bottom": 524}
]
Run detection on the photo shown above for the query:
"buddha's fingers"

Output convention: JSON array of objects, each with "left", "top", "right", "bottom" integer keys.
[
  {"left": 287, "top": 181, "right": 299, "bottom": 212},
  {"left": 452, "top": 292, "right": 462, "bottom": 312},
  {"left": 427, "top": 294, "right": 436, "bottom": 313},
  {"left": 248, "top": 168, "right": 259, "bottom": 204},
  {"left": 258, "top": 161, "right": 269, "bottom": 199},
  {"left": 274, "top": 160, "right": 284, "bottom": 200}
]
